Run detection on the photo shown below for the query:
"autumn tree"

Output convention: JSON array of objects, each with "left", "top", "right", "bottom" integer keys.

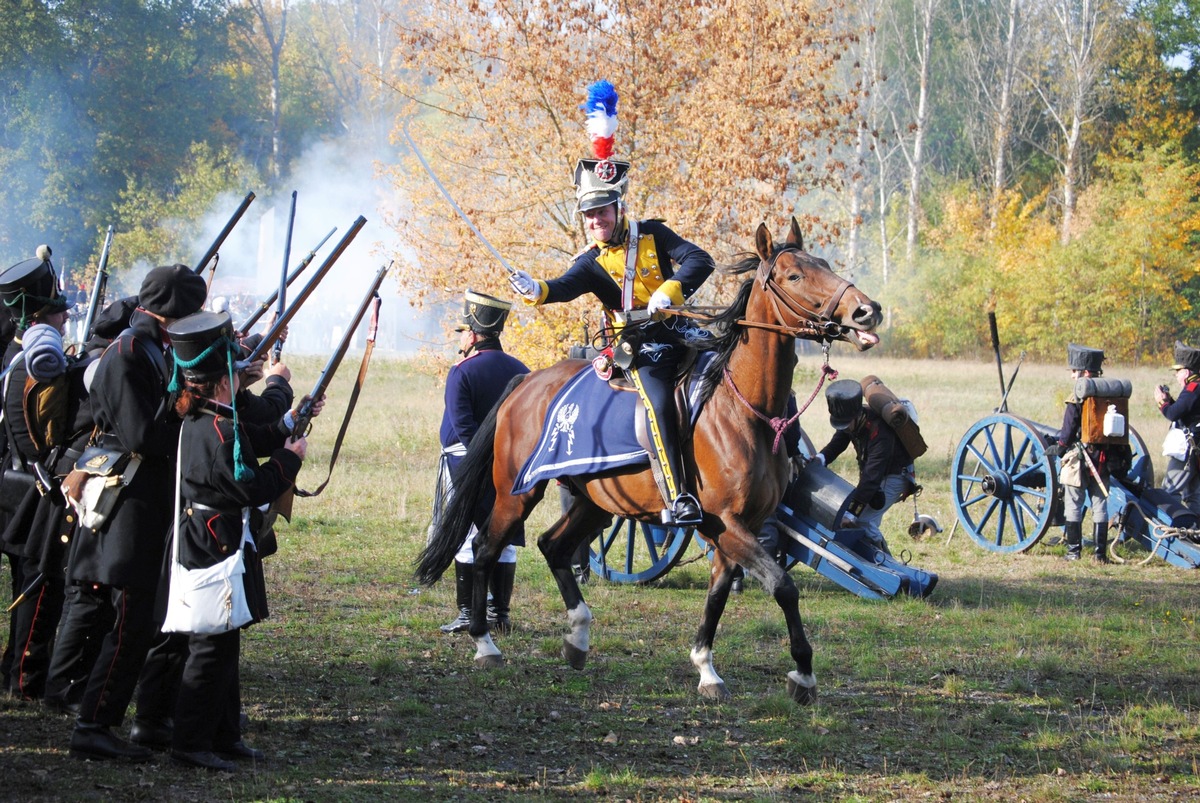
[{"left": 385, "top": 0, "right": 861, "bottom": 367}]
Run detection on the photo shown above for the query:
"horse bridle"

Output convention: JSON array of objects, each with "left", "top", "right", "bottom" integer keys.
[{"left": 743, "top": 247, "right": 853, "bottom": 340}]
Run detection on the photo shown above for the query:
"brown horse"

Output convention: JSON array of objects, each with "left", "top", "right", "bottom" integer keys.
[{"left": 417, "top": 218, "right": 881, "bottom": 704}]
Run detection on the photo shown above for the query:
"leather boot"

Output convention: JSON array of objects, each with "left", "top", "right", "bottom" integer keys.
[
  {"left": 649, "top": 405, "right": 702, "bottom": 525},
  {"left": 1063, "top": 521, "right": 1082, "bottom": 561},
  {"left": 439, "top": 561, "right": 472, "bottom": 633},
  {"left": 487, "top": 562, "right": 516, "bottom": 635},
  {"left": 70, "top": 722, "right": 153, "bottom": 763},
  {"left": 1093, "top": 522, "right": 1110, "bottom": 563}
]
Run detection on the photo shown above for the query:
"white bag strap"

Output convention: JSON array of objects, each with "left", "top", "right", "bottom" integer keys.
[
  {"left": 172, "top": 426, "right": 184, "bottom": 566},
  {"left": 621, "top": 218, "right": 640, "bottom": 312}
]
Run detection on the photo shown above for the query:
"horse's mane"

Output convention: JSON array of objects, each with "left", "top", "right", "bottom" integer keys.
[{"left": 693, "top": 251, "right": 769, "bottom": 407}]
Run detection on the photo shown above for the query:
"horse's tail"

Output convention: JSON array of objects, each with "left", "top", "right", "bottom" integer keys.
[{"left": 415, "top": 373, "right": 528, "bottom": 586}]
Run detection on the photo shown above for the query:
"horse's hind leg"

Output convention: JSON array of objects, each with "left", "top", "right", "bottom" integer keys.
[
  {"left": 468, "top": 488, "right": 543, "bottom": 669},
  {"left": 537, "top": 492, "right": 611, "bottom": 671}
]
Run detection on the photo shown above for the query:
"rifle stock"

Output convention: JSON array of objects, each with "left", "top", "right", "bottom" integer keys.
[
  {"left": 243, "top": 216, "right": 367, "bottom": 364},
  {"left": 193, "top": 191, "right": 256, "bottom": 275},
  {"left": 82, "top": 225, "right": 115, "bottom": 341},
  {"left": 237, "top": 226, "right": 336, "bottom": 336}
]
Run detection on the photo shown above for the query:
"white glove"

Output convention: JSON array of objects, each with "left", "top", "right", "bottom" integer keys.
[
  {"left": 811, "top": 453, "right": 826, "bottom": 467},
  {"left": 510, "top": 270, "right": 538, "bottom": 299},
  {"left": 838, "top": 511, "right": 858, "bottom": 529},
  {"left": 647, "top": 289, "right": 672, "bottom": 315}
]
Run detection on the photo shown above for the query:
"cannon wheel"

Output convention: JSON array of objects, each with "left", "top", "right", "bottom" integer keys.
[
  {"left": 589, "top": 518, "right": 693, "bottom": 584},
  {"left": 952, "top": 413, "right": 1059, "bottom": 553}
]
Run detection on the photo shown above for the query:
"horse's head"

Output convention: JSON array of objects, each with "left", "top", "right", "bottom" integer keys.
[{"left": 753, "top": 219, "right": 881, "bottom": 351}]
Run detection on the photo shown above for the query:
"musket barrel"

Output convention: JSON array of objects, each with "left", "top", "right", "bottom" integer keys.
[
  {"left": 294, "top": 263, "right": 389, "bottom": 435},
  {"left": 82, "top": 225, "right": 115, "bottom": 342},
  {"left": 244, "top": 215, "right": 367, "bottom": 364},
  {"left": 193, "top": 191, "right": 256, "bottom": 275},
  {"left": 237, "top": 226, "right": 337, "bottom": 335}
]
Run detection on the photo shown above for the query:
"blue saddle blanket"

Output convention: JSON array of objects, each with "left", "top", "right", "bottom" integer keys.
[{"left": 512, "top": 354, "right": 714, "bottom": 495}]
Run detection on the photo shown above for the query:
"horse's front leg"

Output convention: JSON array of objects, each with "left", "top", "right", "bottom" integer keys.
[
  {"left": 538, "top": 492, "right": 610, "bottom": 671},
  {"left": 741, "top": 530, "right": 817, "bottom": 705}
]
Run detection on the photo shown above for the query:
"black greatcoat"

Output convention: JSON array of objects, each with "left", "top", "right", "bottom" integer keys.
[
  {"left": 175, "top": 401, "right": 300, "bottom": 622},
  {"left": 68, "top": 310, "right": 178, "bottom": 591}
]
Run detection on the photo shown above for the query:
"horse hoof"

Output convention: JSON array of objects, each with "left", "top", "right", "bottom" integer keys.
[
  {"left": 474, "top": 654, "right": 505, "bottom": 669},
  {"left": 561, "top": 641, "right": 588, "bottom": 670},
  {"left": 787, "top": 676, "right": 817, "bottom": 705},
  {"left": 698, "top": 682, "right": 730, "bottom": 701}
]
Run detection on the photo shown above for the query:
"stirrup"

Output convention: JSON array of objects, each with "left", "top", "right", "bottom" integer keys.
[{"left": 665, "top": 493, "right": 703, "bottom": 525}]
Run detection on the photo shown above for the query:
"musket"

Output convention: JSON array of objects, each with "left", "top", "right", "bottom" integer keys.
[
  {"left": 242, "top": 215, "right": 367, "bottom": 365},
  {"left": 273, "top": 263, "right": 388, "bottom": 522},
  {"left": 81, "top": 225, "right": 115, "bottom": 341},
  {"left": 192, "top": 191, "right": 256, "bottom": 275},
  {"left": 273, "top": 191, "right": 297, "bottom": 363},
  {"left": 290, "top": 263, "right": 388, "bottom": 438},
  {"left": 401, "top": 119, "right": 517, "bottom": 277},
  {"left": 237, "top": 226, "right": 336, "bottom": 336}
]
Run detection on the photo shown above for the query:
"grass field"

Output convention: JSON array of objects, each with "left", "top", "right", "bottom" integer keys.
[{"left": 2, "top": 351, "right": 1199, "bottom": 802}]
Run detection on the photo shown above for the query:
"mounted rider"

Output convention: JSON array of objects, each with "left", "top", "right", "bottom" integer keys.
[{"left": 509, "top": 80, "right": 714, "bottom": 525}]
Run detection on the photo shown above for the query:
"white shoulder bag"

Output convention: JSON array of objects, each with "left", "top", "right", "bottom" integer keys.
[
  {"left": 1163, "top": 426, "right": 1191, "bottom": 463},
  {"left": 161, "top": 428, "right": 253, "bottom": 635}
]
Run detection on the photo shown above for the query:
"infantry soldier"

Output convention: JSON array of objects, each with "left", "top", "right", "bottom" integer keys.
[
  {"left": 1044, "top": 344, "right": 1129, "bottom": 562},
  {"left": 1155, "top": 341, "right": 1200, "bottom": 511},
  {"left": 0, "top": 246, "right": 76, "bottom": 699},
  {"left": 811, "top": 379, "right": 915, "bottom": 556},
  {"left": 65, "top": 264, "right": 206, "bottom": 762},
  {"left": 163, "top": 310, "right": 306, "bottom": 771},
  {"left": 437, "top": 291, "right": 529, "bottom": 634},
  {"left": 509, "top": 81, "right": 714, "bottom": 525}
]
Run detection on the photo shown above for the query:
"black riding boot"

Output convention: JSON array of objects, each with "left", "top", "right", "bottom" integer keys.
[
  {"left": 487, "top": 562, "right": 516, "bottom": 635},
  {"left": 1093, "top": 522, "right": 1109, "bottom": 563},
  {"left": 439, "top": 562, "right": 472, "bottom": 633},
  {"left": 1063, "top": 521, "right": 1082, "bottom": 561},
  {"left": 657, "top": 419, "right": 702, "bottom": 525}
]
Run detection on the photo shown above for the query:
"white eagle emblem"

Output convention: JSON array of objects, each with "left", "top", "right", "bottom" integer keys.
[
  {"left": 549, "top": 403, "right": 581, "bottom": 455},
  {"left": 640, "top": 342, "right": 673, "bottom": 363}
]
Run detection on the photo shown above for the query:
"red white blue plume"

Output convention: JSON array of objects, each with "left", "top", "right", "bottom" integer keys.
[{"left": 582, "top": 80, "right": 619, "bottom": 160}]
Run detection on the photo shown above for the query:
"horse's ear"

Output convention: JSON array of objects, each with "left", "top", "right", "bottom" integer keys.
[
  {"left": 787, "top": 217, "right": 804, "bottom": 251},
  {"left": 754, "top": 222, "right": 774, "bottom": 262}
]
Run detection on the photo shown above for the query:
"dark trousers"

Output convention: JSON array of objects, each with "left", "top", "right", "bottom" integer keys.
[
  {"left": 2, "top": 548, "right": 26, "bottom": 688},
  {"left": 631, "top": 348, "right": 687, "bottom": 498},
  {"left": 78, "top": 585, "right": 157, "bottom": 727},
  {"left": 172, "top": 629, "right": 241, "bottom": 752},
  {"left": 8, "top": 554, "right": 65, "bottom": 699},
  {"left": 135, "top": 631, "right": 188, "bottom": 724},
  {"left": 45, "top": 583, "right": 114, "bottom": 707}
]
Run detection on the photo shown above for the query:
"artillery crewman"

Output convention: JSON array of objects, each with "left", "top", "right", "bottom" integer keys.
[
  {"left": 1155, "top": 341, "right": 1200, "bottom": 511},
  {"left": 437, "top": 291, "right": 529, "bottom": 634},
  {"left": 509, "top": 80, "right": 714, "bottom": 525},
  {"left": 1044, "top": 344, "right": 1130, "bottom": 562},
  {"left": 811, "top": 379, "right": 915, "bottom": 555}
]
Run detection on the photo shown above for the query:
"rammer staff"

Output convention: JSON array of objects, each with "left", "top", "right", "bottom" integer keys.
[{"left": 237, "top": 225, "right": 337, "bottom": 336}]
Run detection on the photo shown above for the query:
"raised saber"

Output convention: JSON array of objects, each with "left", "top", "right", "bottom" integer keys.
[{"left": 401, "top": 119, "right": 516, "bottom": 276}]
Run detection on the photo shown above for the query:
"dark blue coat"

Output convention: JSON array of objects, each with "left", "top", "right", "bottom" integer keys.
[{"left": 439, "top": 342, "right": 529, "bottom": 455}]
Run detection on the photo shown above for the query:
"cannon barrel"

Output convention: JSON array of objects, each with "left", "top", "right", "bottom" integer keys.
[{"left": 788, "top": 462, "right": 856, "bottom": 531}]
